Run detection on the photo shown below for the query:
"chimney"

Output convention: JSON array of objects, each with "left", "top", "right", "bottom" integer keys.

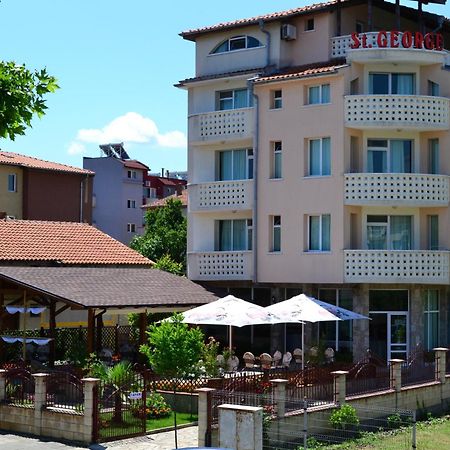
[
  {"left": 161, "top": 167, "right": 164, "bottom": 177},
  {"left": 166, "top": 170, "right": 170, "bottom": 178}
]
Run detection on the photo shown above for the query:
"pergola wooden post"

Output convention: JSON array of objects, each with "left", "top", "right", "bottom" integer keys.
[
  {"left": 49, "top": 300, "right": 56, "bottom": 368},
  {"left": 139, "top": 312, "right": 148, "bottom": 346},
  {"left": 87, "top": 309, "right": 95, "bottom": 355}
]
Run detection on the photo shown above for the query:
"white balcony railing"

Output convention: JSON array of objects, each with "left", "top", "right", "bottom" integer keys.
[
  {"left": 344, "top": 173, "right": 450, "bottom": 206},
  {"left": 189, "top": 107, "right": 253, "bottom": 144},
  {"left": 188, "top": 251, "right": 253, "bottom": 281},
  {"left": 189, "top": 180, "right": 253, "bottom": 212},
  {"left": 345, "top": 95, "right": 450, "bottom": 130},
  {"left": 344, "top": 250, "right": 450, "bottom": 284}
]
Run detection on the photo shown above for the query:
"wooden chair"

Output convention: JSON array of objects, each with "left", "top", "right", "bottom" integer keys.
[
  {"left": 273, "top": 350, "right": 282, "bottom": 367},
  {"left": 282, "top": 351, "right": 292, "bottom": 368},
  {"left": 259, "top": 353, "right": 272, "bottom": 370},
  {"left": 293, "top": 348, "right": 303, "bottom": 364},
  {"left": 324, "top": 347, "right": 335, "bottom": 364},
  {"left": 216, "top": 354, "right": 225, "bottom": 369},
  {"left": 227, "top": 355, "right": 239, "bottom": 372},
  {"left": 243, "top": 352, "right": 256, "bottom": 369}
]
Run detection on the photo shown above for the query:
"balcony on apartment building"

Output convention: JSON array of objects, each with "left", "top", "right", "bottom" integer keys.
[
  {"left": 344, "top": 173, "right": 450, "bottom": 207},
  {"left": 189, "top": 179, "right": 254, "bottom": 212},
  {"left": 188, "top": 250, "right": 253, "bottom": 281},
  {"left": 188, "top": 107, "right": 254, "bottom": 145}
]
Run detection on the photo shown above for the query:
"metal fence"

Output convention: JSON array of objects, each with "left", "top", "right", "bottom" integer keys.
[
  {"left": 45, "top": 371, "right": 84, "bottom": 413},
  {"left": 402, "top": 362, "right": 436, "bottom": 387},
  {"left": 4, "top": 368, "right": 35, "bottom": 407},
  {"left": 346, "top": 364, "right": 391, "bottom": 397}
]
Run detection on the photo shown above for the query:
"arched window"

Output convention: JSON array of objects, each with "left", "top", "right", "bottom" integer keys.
[{"left": 211, "top": 35, "right": 262, "bottom": 54}]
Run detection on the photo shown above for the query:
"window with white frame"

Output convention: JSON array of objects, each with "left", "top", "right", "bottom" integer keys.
[
  {"left": 216, "top": 219, "right": 252, "bottom": 251},
  {"left": 127, "top": 223, "right": 136, "bottom": 233},
  {"left": 367, "top": 215, "right": 412, "bottom": 250},
  {"left": 270, "top": 215, "right": 281, "bottom": 252},
  {"left": 424, "top": 289, "right": 439, "bottom": 350},
  {"left": 428, "top": 139, "right": 439, "bottom": 175},
  {"left": 308, "top": 84, "right": 330, "bottom": 104},
  {"left": 308, "top": 214, "right": 330, "bottom": 251},
  {"left": 369, "top": 72, "right": 415, "bottom": 95},
  {"left": 367, "top": 139, "right": 412, "bottom": 173},
  {"left": 271, "top": 142, "right": 282, "bottom": 179},
  {"left": 308, "top": 137, "right": 330, "bottom": 176},
  {"left": 127, "top": 199, "right": 136, "bottom": 209},
  {"left": 211, "top": 35, "right": 262, "bottom": 54},
  {"left": 427, "top": 215, "right": 439, "bottom": 250},
  {"left": 127, "top": 170, "right": 137, "bottom": 179},
  {"left": 217, "top": 88, "right": 252, "bottom": 110},
  {"left": 218, "top": 149, "right": 253, "bottom": 181},
  {"left": 7, "top": 174, "right": 16, "bottom": 192},
  {"left": 271, "top": 90, "right": 282, "bottom": 109}
]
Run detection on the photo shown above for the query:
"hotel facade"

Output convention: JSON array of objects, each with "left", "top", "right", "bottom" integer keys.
[{"left": 179, "top": 0, "right": 450, "bottom": 362}]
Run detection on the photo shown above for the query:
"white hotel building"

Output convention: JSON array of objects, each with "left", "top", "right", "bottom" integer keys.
[{"left": 179, "top": 0, "right": 450, "bottom": 362}]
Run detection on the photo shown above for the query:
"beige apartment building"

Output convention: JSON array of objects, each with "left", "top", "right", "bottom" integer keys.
[{"left": 179, "top": 0, "right": 450, "bottom": 362}]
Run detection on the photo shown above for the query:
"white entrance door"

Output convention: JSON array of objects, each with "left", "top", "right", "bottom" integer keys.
[{"left": 389, "top": 313, "right": 408, "bottom": 361}]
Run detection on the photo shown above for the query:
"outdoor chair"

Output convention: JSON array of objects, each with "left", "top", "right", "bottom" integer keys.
[
  {"left": 282, "top": 351, "right": 292, "bottom": 367},
  {"left": 216, "top": 354, "right": 225, "bottom": 369},
  {"left": 259, "top": 353, "right": 272, "bottom": 370},
  {"left": 293, "top": 348, "right": 303, "bottom": 364},
  {"left": 227, "top": 355, "right": 239, "bottom": 372},
  {"left": 243, "top": 351, "right": 257, "bottom": 369},
  {"left": 272, "top": 350, "right": 282, "bottom": 367},
  {"left": 324, "top": 347, "right": 335, "bottom": 364},
  {"left": 99, "top": 347, "right": 113, "bottom": 365}
]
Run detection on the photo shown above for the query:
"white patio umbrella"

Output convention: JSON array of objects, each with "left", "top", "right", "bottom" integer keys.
[
  {"left": 180, "top": 294, "right": 280, "bottom": 350},
  {"left": 266, "top": 294, "right": 369, "bottom": 370}
]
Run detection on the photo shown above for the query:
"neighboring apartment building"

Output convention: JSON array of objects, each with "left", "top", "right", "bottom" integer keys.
[
  {"left": 83, "top": 147, "right": 149, "bottom": 244},
  {"left": 143, "top": 172, "right": 187, "bottom": 204},
  {"left": 0, "top": 151, "right": 93, "bottom": 223},
  {"left": 180, "top": 0, "right": 450, "bottom": 360}
]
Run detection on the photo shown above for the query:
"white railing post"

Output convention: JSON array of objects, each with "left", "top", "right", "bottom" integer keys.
[
  {"left": 197, "top": 387, "right": 215, "bottom": 447},
  {"left": 433, "top": 348, "right": 448, "bottom": 384},
  {"left": 32, "top": 373, "right": 48, "bottom": 435},
  {"left": 270, "top": 379, "right": 288, "bottom": 417},
  {"left": 331, "top": 371, "right": 348, "bottom": 405},
  {"left": 389, "top": 359, "right": 404, "bottom": 392}
]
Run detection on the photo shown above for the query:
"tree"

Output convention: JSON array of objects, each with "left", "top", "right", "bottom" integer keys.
[
  {"left": 140, "top": 313, "right": 204, "bottom": 448},
  {"left": 130, "top": 198, "right": 187, "bottom": 273},
  {"left": 0, "top": 61, "right": 59, "bottom": 140}
]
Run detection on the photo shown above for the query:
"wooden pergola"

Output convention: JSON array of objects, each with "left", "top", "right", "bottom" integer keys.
[{"left": 0, "top": 266, "right": 218, "bottom": 366}]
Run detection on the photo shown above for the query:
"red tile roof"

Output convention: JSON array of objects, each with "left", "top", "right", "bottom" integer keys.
[
  {"left": 0, "top": 220, "right": 152, "bottom": 266},
  {"left": 142, "top": 190, "right": 188, "bottom": 209},
  {"left": 122, "top": 160, "right": 149, "bottom": 171},
  {"left": 177, "top": 67, "right": 265, "bottom": 87},
  {"left": 0, "top": 151, "right": 94, "bottom": 175},
  {"left": 181, "top": 1, "right": 338, "bottom": 40}
]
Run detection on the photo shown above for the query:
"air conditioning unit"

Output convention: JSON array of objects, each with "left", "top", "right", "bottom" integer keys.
[{"left": 281, "top": 24, "right": 297, "bottom": 41}]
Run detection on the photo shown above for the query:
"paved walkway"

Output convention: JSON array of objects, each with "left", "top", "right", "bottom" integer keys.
[{"left": 0, "top": 426, "right": 198, "bottom": 450}]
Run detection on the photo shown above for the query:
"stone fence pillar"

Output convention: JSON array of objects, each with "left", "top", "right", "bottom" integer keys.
[
  {"left": 331, "top": 371, "right": 348, "bottom": 405},
  {"left": 33, "top": 373, "right": 48, "bottom": 435},
  {"left": 389, "top": 359, "right": 403, "bottom": 392},
  {"left": 197, "top": 387, "right": 215, "bottom": 447},
  {"left": 219, "top": 404, "right": 263, "bottom": 450},
  {"left": 270, "top": 379, "right": 288, "bottom": 417},
  {"left": 82, "top": 377, "right": 100, "bottom": 444},
  {"left": 433, "top": 348, "right": 448, "bottom": 384},
  {"left": 0, "top": 369, "right": 6, "bottom": 402}
]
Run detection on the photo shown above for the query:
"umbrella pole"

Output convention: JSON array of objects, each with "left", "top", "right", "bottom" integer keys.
[
  {"left": 229, "top": 325, "right": 232, "bottom": 353},
  {"left": 301, "top": 322, "right": 304, "bottom": 371},
  {"left": 22, "top": 291, "right": 27, "bottom": 362}
]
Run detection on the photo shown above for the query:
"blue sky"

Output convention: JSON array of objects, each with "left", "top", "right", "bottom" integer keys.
[{"left": 0, "top": 0, "right": 448, "bottom": 172}]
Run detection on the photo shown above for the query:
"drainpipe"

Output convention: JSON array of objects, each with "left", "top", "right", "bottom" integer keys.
[
  {"left": 247, "top": 77, "right": 260, "bottom": 284},
  {"left": 259, "top": 19, "right": 271, "bottom": 69},
  {"left": 80, "top": 177, "right": 84, "bottom": 222}
]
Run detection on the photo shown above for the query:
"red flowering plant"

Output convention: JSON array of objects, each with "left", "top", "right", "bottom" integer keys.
[{"left": 145, "top": 391, "right": 172, "bottom": 419}]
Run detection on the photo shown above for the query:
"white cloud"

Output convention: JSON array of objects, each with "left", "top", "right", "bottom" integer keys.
[{"left": 68, "top": 112, "right": 186, "bottom": 155}]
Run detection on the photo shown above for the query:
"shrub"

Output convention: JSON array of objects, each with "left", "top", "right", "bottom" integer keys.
[
  {"left": 387, "top": 413, "right": 402, "bottom": 429},
  {"left": 145, "top": 392, "right": 171, "bottom": 419},
  {"left": 329, "top": 404, "right": 360, "bottom": 430}
]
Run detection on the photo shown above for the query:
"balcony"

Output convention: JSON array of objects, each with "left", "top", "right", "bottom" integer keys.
[
  {"left": 189, "top": 180, "right": 253, "bottom": 212},
  {"left": 188, "top": 251, "right": 253, "bottom": 281},
  {"left": 189, "top": 107, "right": 253, "bottom": 145},
  {"left": 345, "top": 95, "right": 450, "bottom": 130},
  {"left": 331, "top": 33, "right": 446, "bottom": 64},
  {"left": 344, "top": 173, "right": 450, "bottom": 207},
  {"left": 344, "top": 250, "right": 450, "bottom": 284}
]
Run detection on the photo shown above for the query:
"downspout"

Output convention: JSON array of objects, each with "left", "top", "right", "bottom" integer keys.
[
  {"left": 80, "top": 177, "right": 84, "bottom": 222},
  {"left": 259, "top": 19, "right": 271, "bottom": 68}
]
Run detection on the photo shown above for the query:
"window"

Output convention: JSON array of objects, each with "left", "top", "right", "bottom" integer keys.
[
  {"left": 7, "top": 174, "right": 16, "bottom": 192},
  {"left": 369, "top": 73, "right": 415, "bottom": 95},
  {"left": 428, "top": 80, "right": 440, "bottom": 96},
  {"left": 218, "top": 149, "right": 253, "bottom": 181},
  {"left": 144, "top": 187, "right": 157, "bottom": 198},
  {"left": 308, "top": 138, "right": 330, "bottom": 176},
  {"left": 211, "top": 35, "right": 262, "bottom": 54},
  {"left": 355, "top": 21, "right": 364, "bottom": 33},
  {"left": 216, "top": 219, "right": 252, "bottom": 251},
  {"left": 367, "top": 215, "right": 412, "bottom": 250},
  {"left": 217, "top": 88, "right": 252, "bottom": 110},
  {"left": 308, "top": 214, "right": 331, "bottom": 251},
  {"left": 367, "top": 139, "right": 412, "bottom": 173},
  {"left": 127, "top": 170, "right": 137, "bottom": 179},
  {"left": 305, "top": 18, "right": 314, "bottom": 31},
  {"left": 428, "top": 139, "right": 439, "bottom": 174},
  {"left": 127, "top": 223, "right": 136, "bottom": 233},
  {"left": 308, "top": 84, "right": 330, "bottom": 104},
  {"left": 424, "top": 290, "right": 439, "bottom": 350},
  {"left": 271, "top": 215, "right": 281, "bottom": 252},
  {"left": 427, "top": 215, "right": 439, "bottom": 250},
  {"left": 271, "top": 142, "right": 282, "bottom": 179},
  {"left": 127, "top": 199, "right": 136, "bottom": 209},
  {"left": 271, "top": 90, "right": 282, "bottom": 109}
]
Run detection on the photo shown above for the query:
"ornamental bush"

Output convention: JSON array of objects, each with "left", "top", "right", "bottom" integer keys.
[
  {"left": 329, "top": 403, "right": 360, "bottom": 430},
  {"left": 145, "top": 392, "right": 171, "bottom": 419}
]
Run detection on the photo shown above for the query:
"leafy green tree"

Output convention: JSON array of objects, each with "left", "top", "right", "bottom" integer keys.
[
  {"left": 0, "top": 61, "right": 59, "bottom": 140},
  {"left": 153, "top": 254, "right": 184, "bottom": 276},
  {"left": 140, "top": 313, "right": 204, "bottom": 448},
  {"left": 130, "top": 198, "right": 187, "bottom": 273}
]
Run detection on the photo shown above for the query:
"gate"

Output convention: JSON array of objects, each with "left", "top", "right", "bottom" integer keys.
[{"left": 93, "top": 370, "right": 147, "bottom": 442}]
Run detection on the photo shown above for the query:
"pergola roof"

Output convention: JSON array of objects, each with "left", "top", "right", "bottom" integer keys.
[{"left": 0, "top": 266, "right": 218, "bottom": 309}]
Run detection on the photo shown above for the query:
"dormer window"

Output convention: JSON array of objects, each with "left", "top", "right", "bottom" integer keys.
[{"left": 211, "top": 35, "right": 262, "bottom": 54}]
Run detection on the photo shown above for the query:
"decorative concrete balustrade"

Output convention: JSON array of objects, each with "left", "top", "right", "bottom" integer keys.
[
  {"left": 344, "top": 173, "right": 450, "bottom": 206},
  {"left": 344, "top": 250, "right": 450, "bottom": 284},
  {"left": 189, "top": 179, "right": 254, "bottom": 211},
  {"left": 345, "top": 95, "right": 450, "bottom": 130}
]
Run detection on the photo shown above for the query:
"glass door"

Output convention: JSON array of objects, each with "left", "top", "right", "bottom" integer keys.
[{"left": 389, "top": 313, "right": 408, "bottom": 360}]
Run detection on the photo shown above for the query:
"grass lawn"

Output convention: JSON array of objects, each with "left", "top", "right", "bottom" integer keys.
[
  {"left": 308, "top": 416, "right": 450, "bottom": 449},
  {"left": 147, "top": 411, "right": 198, "bottom": 431}
]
